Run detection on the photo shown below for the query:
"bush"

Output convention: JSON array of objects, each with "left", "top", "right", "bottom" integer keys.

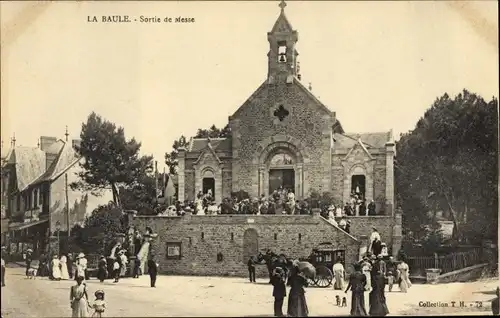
[{"left": 305, "top": 190, "right": 335, "bottom": 210}]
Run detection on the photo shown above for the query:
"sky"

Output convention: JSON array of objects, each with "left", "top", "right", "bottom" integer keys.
[{"left": 1, "top": 1, "right": 498, "bottom": 170}]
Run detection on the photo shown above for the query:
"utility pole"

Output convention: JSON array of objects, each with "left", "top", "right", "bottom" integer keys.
[
  {"left": 65, "top": 173, "right": 70, "bottom": 237},
  {"left": 154, "top": 161, "right": 159, "bottom": 203}
]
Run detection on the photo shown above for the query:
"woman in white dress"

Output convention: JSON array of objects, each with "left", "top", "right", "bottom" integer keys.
[
  {"left": 195, "top": 199, "right": 205, "bottom": 215},
  {"left": 397, "top": 260, "right": 412, "bottom": 293},
  {"left": 51, "top": 255, "right": 62, "bottom": 280},
  {"left": 60, "top": 255, "right": 70, "bottom": 280}
]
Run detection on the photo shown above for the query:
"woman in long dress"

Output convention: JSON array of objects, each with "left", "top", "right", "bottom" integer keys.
[
  {"left": 60, "top": 255, "right": 70, "bottom": 280},
  {"left": 70, "top": 276, "right": 89, "bottom": 317},
  {"left": 119, "top": 251, "right": 128, "bottom": 277},
  {"left": 52, "top": 255, "right": 62, "bottom": 281},
  {"left": 361, "top": 257, "right": 372, "bottom": 291},
  {"left": 368, "top": 270, "right": 389, "bottom": 316},
  {"left": 397, "top": 260, "right": 412, "bottom": 293},
  {"left": 287, "top": 264, "right": 309, "bottom": 317},
  {"left": 97, "top": 256, "right": 108, "bottom": 282},
  {"left": 345, "top": 262, "right": 367, "bottom": 316}
]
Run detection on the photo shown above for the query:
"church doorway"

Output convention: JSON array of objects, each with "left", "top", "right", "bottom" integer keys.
[
  {"left": 202, "top": 177, "right": 215, "bottom": 197},
  {"left": 351, "top": 175, "right": 366, "bottom": 198},
  {"left": 269, "top": 169, "right": 295, "bottom": 194}
]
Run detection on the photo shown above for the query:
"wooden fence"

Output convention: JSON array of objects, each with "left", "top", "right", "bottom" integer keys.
[{"left": 407, "top": 247, "right": 482, "bottom": 277}]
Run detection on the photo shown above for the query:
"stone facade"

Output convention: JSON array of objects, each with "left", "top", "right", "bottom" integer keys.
[
  {"left": 132, "top": 212, "right": 361, "bottom": 277},
  {"left": 177, "top": 3, "right": 396, "bottom": 215},
  {"left": 131, "top": 209, "right": 403, "bottom": 278}
]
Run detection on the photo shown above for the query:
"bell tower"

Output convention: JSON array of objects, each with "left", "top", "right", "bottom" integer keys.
[{"left": 267, "top": 0, "right": 299, "bottom": 84}]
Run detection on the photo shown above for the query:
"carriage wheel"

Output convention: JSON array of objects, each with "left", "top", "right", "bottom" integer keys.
[
  {"left": 313, "top": 265, "right": 333, "bottom": 288},
  {"left": 307, "top": 276, "right": 316, "bottom": 286}
]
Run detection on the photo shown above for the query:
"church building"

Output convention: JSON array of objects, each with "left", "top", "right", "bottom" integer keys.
[{"left": 177, "top": 1, "right": 396, "bottom": 215}]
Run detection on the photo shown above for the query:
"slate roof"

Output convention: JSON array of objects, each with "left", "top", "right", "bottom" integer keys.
[
  {"left": 335, "top": 131, "right": 392, "bottom": 149},
  {"left": 188, "top": 138, "right": 232, "bottom": 153},
  {"left": 45, "top": 140, "right": 64, "bottom": 155},
  {"left": 271, "top": 8, "right": 294, "bottom": 33},
  {"left": 49, "top": 141, "right": 79, "bottom": 180},
  {"left": 11, "top": 147, "right": 47, "bottom": 191},
  {"left": 31, "top": 140, "right": 79, "bottom": 185}
]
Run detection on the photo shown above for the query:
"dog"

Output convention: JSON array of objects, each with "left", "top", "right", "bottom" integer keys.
[
  {"left": 335, "top": 295, "right": 341, "bottom": 306},
  {"left": 26, "top": 268, "right": 37, "bottom": 279},
  {"left": 341, "top": 296, "right": 348, "bottom": 307}
]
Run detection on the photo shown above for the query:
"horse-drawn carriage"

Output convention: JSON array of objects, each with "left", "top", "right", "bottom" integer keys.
[{"left": 299, "top": 242, "right": 346, "bottom": 288}]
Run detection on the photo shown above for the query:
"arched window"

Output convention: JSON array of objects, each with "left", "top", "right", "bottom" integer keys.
[{"left": 270, "top": 153, "right": 294, "bottom": 166}]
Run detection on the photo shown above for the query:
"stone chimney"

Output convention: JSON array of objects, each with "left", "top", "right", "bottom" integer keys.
[{"left": 40, "top": 136, "right": 57, "bottom": 152}]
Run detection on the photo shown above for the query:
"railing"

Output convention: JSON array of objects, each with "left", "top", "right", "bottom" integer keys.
[{"left": 407, "top": 247, "right": 482, "bottom": 277}]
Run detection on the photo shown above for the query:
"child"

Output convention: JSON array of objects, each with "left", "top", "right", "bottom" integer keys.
[
  {"left": 90, "top": 290, "right": 106, "bottom": 317},
  {"left": 113, "top": 260, "right": 120, "bottom": 283},
  {"left": 271, "top": 267, "right": 286, "bottom": 317}
]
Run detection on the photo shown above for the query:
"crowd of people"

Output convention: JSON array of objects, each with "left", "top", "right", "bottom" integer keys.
[{"left": 157, "top": 187, "right": 379, "bottom": 221}]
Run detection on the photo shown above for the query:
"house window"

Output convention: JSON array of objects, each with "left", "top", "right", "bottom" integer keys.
[
  {"left": 278, "top": 41, "right": 287, "bottom": 63},
  {"left": 166, "top": 242, "right": 182, "bottom": 260},
  {"left": 39, "top": 189, "right": 43, "bottom": 206},
  {"left": 34, "top": 189, "right": 38, "bottom": 207}
]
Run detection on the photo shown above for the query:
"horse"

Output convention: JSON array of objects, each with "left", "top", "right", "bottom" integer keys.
[{"left": 252, "top": 251, "right": 294, "bottom": 284}]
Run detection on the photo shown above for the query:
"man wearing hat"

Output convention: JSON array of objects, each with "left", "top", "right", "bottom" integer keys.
[
  {"left": 147, "top": 254, "right": 158, "bottom": 287},
  {"left": 271, "top": 267, "right": 286, "bottom": 317}
]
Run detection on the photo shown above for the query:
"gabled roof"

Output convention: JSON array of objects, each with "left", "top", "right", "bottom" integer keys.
[
  {"left": 295, "top": 79, "right": 333, "bottom": 116},
  {"left": 344, "top": 139, "right": 373, "bottom": 160},
  {"left": 335, "top": 132, "right": 391, "bottom": 149},
  {"left": 188, "top": 137, "right": 231, "bottom": 153},
  {"left": 48, "top": 141, "right": 79, "bottom": 181},
  {"left": 12, "top": 147, "right": 47, "bottom": 191},
  {"left": 30, "top": 140, "right": 80, "bottom": 185},
  {"left": 231, "top": 78, "right": 334, "bottom": 120},
  {"left": 194, "top": 142, "right": 222, "bottom": 165},
  {"left": 44, "top": 140, "right": 64, "bottom": 155}
]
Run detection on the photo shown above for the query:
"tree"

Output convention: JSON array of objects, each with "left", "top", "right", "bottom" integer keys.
[
  {"left": 396, "top": 90, "right": 498, "bottom": 242},
  {"left": 118, "top": 172, "right": 169, "bottom": 215},
  {"left": 70, "top": 202, "right": 124, "bottom": 255},
  {"left": 73, "top": 112, "right": 154, "bottom": 205},
  {"left": 165, "top": 124, "right": 231, "bottom": 174}
]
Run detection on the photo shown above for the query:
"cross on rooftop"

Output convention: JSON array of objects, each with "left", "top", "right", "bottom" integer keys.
[
  {"left": 279, "top": 0, "right": 287, "bottom": 11},
  {"left": 65, "top": 125, "right": 69, "bottom": 141}
]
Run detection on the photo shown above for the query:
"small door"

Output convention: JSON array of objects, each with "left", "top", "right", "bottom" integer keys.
[
  {"left": 202, "top": 178, "right": 215, "bottom": 197},
  {"left": 269, "top": 169, "right": 295, "bottom": 194}
]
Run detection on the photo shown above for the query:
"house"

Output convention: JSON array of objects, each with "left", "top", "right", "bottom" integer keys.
[{"left": 1, "top": 135, "right": 113, "bottom": 256}]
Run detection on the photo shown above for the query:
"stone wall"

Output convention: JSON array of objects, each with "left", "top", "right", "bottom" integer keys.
[
  {"left": 132, "top": 211, "right": 403, "bottom": 278},
  {"left": 345, "top": 216, "right": 395, "bottom": 249},
  {"left": 373, "top": 155, "right": 387, "bottom": 213},
  {"left": 132, "top": 213, "right": 361, "bottom": 277}
]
